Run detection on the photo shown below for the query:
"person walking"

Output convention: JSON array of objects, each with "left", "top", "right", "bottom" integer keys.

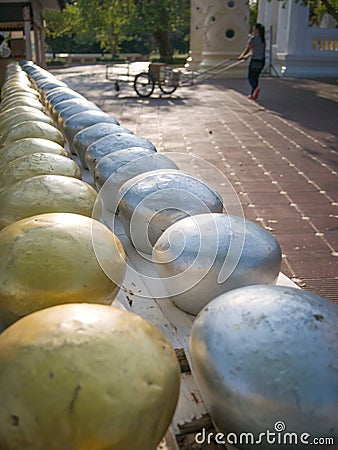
[{"left": 239, "top": 23, "right": 266, "bottom": 100}]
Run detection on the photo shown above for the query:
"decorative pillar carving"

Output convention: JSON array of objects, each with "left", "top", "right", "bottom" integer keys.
[
  {"left": 200, "top": 0, "right": 249, "bottom": 77},
  {"left": 186, "top": 0, "right": 205, "bottom": 69}
]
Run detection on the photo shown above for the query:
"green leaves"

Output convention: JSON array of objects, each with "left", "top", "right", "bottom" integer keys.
[
  {"left": 44, "top": 4, "right": 82, "bottom": 40},
  {"left": 76, "top": 0, "right": 135, "bottom": 54},
  {"left": 44, "top": 0, "right": 190, "bottom": 59}
]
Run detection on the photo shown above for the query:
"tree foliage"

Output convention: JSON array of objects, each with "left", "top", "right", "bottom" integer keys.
[
  {"left": 44, "top": 0, "right": 336, "bottom": 60},
  {"left": 44, "top": 0, "right": 190, "bottom": 60},
  {"left": 269, "top": 0, "right": 338, "bottom": 24},
  {"left": 76, "top": 0, "right": 135, "bottom": 55},
  {"left": 44, "top": 4, "right": 82, "bottom": 57},
  {"left": 308, "top": 0, "right": 338, "bottom": 25},
  {"left": 131, "top": 0, "right": 190, "bottom": 59}
]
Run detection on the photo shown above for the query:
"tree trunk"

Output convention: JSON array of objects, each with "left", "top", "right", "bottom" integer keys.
[
  {"left": 51, "top": 39, "right": 56, "bottom": 59},
  {"left": 152, "top": 29, "right": 173, "bottom": 61}
]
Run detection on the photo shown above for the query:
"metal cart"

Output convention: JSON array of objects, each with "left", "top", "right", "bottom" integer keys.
[{"left": 105, "top": 59, "right": 245, "bottom": 98}]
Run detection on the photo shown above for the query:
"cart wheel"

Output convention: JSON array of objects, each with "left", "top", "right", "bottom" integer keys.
[
  {"left": 159, "top": 70, "right": 179, "bottom": 95},
  {"left": 134, "top": 72, "right": 155, "bottom": 98}
]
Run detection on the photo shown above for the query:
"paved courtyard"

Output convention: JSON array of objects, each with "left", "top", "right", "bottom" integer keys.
[{"left": 51, "top": 63, "right": 338, "bottom": 303}]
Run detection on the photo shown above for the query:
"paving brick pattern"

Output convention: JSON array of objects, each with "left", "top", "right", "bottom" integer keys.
[{"left": 51, "top": 65, "right": 338, "bottom": 303}]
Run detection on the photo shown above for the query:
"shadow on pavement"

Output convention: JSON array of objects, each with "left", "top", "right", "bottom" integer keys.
[{"left": 221, "top": 77, "right": 338, "bottom": 152}]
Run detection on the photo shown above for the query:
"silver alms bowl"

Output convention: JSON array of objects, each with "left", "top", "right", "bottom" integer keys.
[
  {"left": 62, "top": 110, "right": 120, "bottom": 151},
  {"left": 190, "top": 284, "right": 338, "bottom": 449},
  {"left": 117, "top": 170, "right": 224, "bottom": 254},
  {"left": 36, "top": 79, "right": 67, "bottom": 94},
  {"left": 73, "top": 123, "right": 133, "bottom": 169},
  {"left": 95, "top": 150, "right": 179, "bottom": 213},
  {"left": 57, "top": 102, "right": 101, "bottom": 130},
  {"left": 45, "top": 88, "right": 84, "bottom": 112},
  {"left": 85, "top": 133, "right": 157, "bottom": 174},
  {"left": 51, "top": 98, "right": 95, "bottom": 123},
  {"left": 153, "top": 213, "right": 282, "bottom": 314}
]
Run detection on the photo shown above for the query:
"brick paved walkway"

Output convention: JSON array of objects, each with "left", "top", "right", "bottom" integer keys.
[{"left": 51, "top": 65, "right": 338, "bottom": 303}]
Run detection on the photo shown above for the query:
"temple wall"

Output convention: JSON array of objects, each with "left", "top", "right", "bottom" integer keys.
[{"left": 187, "top": 0, "right": 338, "bottom": 78}]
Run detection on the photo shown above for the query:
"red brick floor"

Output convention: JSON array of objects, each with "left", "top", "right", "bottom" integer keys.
[{"left": 51, "top": 65, "right": 338, "bottom": 303}]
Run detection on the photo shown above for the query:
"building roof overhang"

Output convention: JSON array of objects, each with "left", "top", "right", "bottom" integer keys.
[
  {"left": 0, "top": 0, "right": 65, "bottom": 31},
  {"left": 0, "top": 0, "right": 65, "bottom": 12}
]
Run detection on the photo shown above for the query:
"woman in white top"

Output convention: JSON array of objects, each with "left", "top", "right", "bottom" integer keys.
[{"left": 239, "top": 23, "right": 266, "bottom": 100}]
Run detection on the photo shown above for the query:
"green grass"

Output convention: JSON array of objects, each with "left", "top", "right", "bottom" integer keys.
[
  {"left": 95, "top": 56, "right": 126, "bottom": 63},
  {"left": 150, "top": 54, "right": 188, "bottom": 65},
  {"left": 46, "top": 53, "right": 188, "bottom": 66},
  {"left": 46, "top": 58, "right": 67, "bottom": 67}
]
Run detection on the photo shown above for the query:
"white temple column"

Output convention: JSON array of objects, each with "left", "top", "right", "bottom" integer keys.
[
  {"left": 272, "top": 0, "right": 337, "bottom": 77},
  {"left": 185, "top": 0, "right": 205, "bottom": 69},
  {"left": 200, "top": 0, "right": 249, "bottom": 77},
  {"left": 257, "top": 0, "right": 279, "bottom": 44},
  {"left": 258, "top": 0, "right": 337, "bottom": 77},
  {"left": 276, "top": 0, "right": 309, "bottom": 54},
  {"left": 286, "top": 1, "right": 309, "bottom": 54}
]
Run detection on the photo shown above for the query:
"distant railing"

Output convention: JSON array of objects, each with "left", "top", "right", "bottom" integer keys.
[
  {"left": 46, "top": 53, "right": 100, "bottom": 64},
  {"left": 309, "top": 28, "right": 338, "bottom": 52},
  {"left": 313, "top": 39, "right": 338, "bottom": 51},
  {"left": 45, "top": 53, "right": 149, "bottom": 65}
]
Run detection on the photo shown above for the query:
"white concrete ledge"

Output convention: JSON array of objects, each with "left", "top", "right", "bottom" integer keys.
[{"left": 46, "top": 53, "right": 149, "bottom": 64}]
